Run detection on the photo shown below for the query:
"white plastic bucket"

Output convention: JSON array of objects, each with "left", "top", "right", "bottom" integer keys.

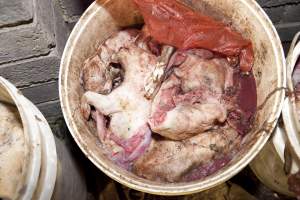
[
  {"left": 0, "top": 77, "right": 56, "bottom": 200},
  {"left": 250, "top": 32, "right": 300, "bottom": 197},
  {"left": 0, "top": 77, "right": 87, "bottom": 200},
  {"left": 59, "top": 0, "right": 285, "bottom": 195}
]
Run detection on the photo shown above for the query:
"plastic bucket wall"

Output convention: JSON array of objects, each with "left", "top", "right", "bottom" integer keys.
[
  {"left": 0, "top": 77, "right": 42, "bottom": 200},
  {"left": 60, "top": 0, "right": 285, "bottom": 195},
  {"left": 250, "top": 32, "right": 300, "bottom": 197},
  {"left": 0, "top": 77, "right": 87, "bottom": 200},
  {"left": 250, "top": 126, "right": 297, "bottom": 196}
]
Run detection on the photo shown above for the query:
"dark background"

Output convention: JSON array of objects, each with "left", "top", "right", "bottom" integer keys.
[{"left": 0, "top": 0, "right": 299, "bottom": 199}]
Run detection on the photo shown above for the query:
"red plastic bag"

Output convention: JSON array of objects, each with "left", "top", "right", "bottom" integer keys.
[{"left": 133, "top": 0, "right": 254, "bottom": 72}]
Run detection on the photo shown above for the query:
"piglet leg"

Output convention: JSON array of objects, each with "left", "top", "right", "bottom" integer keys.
[
  {"left": 111, "top": 125, "right": 152, "bottom": 163},
  {"left": 81, "top": 91, "right": 122, "bottom": 116},
  {"left": 91, "top": 110, "right": 108, "bottom": 142}
]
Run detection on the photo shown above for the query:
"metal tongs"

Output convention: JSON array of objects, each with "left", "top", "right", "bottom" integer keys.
[{"left": 144, "top": 45, "right": 175, "bottom": 99}]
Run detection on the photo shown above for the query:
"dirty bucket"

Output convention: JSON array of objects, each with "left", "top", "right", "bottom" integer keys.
[
  {"left": 59, "top": 0, "right": 286, "bottom": 195},
  {"left": 250, "top": 32, "right": 300, "bottom": 197},
  {"left": 0, "top": 77, "right": 54, "bottom": 200},
  {"left": 0, "top": 77, "right": 87, "bottom": 200}
]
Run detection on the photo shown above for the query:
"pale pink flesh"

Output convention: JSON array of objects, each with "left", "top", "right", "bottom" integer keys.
[
  {"left": 166, "top": 48, "right": 214, "bottom": 73},
  {"left": 91, "top": 110, "right": 107, "bottom": 142},
  {"left": 182, "top": 155, "right": 232, "bottom": 182},
  {"left": 110, "top": 125, "right": 152, "bottom": 163},
  {"left": 133, "top": 125, "right": 240, "bottom": 182},
  {"left": 293, "top": 58, "right": 300, "bottom": 96},
  {"left": 81, "top": 29, "right": 256, "bottom": 179},
  {"left": 109, "top": 125, "right": 150, "bottom": 153},
  {"left": 81, "top": 38, "right": 158, "bottom": 166},
  {"left": 149, "top": 53, "right": 233, "bottom": 140},
  {"left": 92, "top": 110, "right": 152, "bottom": 165},
  {"left": 293, "top": 57, "right": 300, "bottom": 121},
  {"left": 149, "top": 84, "right": 179, "bottom": 126}
]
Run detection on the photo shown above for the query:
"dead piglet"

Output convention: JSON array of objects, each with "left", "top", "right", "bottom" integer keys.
[{"left": 133, "top": 126, "right": 240, "bottom": 182}]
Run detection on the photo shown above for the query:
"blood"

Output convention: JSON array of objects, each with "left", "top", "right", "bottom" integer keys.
[
  {"left": 227, "top": 72, "right": 257, "bottom": 136},
  {"left": 288, "top": 171, "right": 300, "bottom": 198},
  {"left": 182, "top": 155, "right": 232, "bottom": 182}
]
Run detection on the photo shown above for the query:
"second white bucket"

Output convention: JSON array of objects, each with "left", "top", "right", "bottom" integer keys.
[{"left": 0, "top": 77, "right": 87, "bottom": 200}]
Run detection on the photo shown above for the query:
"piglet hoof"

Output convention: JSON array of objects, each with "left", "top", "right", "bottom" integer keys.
[{"left": 80, "top": 94, "right": 91, "bottom": 120}]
